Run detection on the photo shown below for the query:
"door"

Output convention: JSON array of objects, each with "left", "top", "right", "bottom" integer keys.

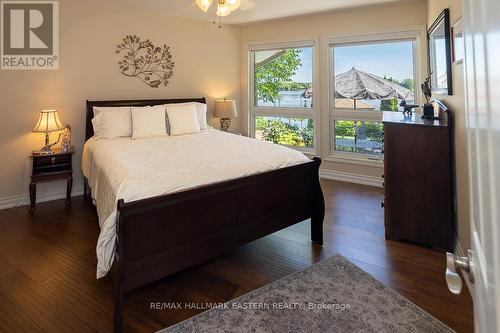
[{"left": 463, "top": 0, "right": 500, "bottom": 331}]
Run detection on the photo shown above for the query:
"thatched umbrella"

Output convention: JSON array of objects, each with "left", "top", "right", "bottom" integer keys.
[{"left": 335, "top": 67, "right": 414, "bottom": 109}]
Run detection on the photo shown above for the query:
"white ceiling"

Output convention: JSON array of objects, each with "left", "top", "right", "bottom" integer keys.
[{"left": 123, "top": 0, "right": 417, "bottom": 25}]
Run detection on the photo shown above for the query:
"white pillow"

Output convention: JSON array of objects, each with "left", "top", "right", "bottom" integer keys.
[
  {"left": 166, "top": 103, "right": 201, "bottom": 136},
  {"left": 92, "top": 107, "right": 132, "bottom": 138},
  {"left": 165, "top": 102, "right": 207, "bottom": 130},
  {"left": 131, "top": 106, "right": 168, "bottom": 139}
]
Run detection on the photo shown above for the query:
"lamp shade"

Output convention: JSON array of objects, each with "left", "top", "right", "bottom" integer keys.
[
  {"left": 196, "top": 0, "right": 213, "bottom": 12},
  {"left": 226, "top": 0, "right": 241, "bottom": 11},
  {"left": 214, "top": 99, "right": 237, "bottom": 118},
  {"left": 32, "top": 110, "right": 65, "bottom": 133}
]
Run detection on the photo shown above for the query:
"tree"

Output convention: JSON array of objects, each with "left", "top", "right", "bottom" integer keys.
[
  {"left": 380, "top": 98, "right": 399, "bottom": 111},
  {"left": 400, "top": 78, "right": 414, "bottom": 92},
  {"left": 383, "top": 75, "right": 414, "bottom": 93},
  {"left": 263, "top": 120, "right": 304, "bottom": 146},
  {"left": 335, "top": 120, "right": 355, "bottom": 138},
  {"left": 365, "top": 122, "right": 384, "bottom": 143},
  {"left": 255, "top": 49, "right": 302, "bottom": 104}
]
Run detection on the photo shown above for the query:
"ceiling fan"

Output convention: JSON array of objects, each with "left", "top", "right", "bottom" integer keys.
[{"left": 196, "top": 0, "right": 241, "bottom": 17}]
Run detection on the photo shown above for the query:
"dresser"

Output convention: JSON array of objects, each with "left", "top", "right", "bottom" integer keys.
[{"left": 382, "top": 108, "right": 454, "bottom": 251}]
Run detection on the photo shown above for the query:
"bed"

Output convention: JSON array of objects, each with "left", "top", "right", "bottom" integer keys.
[{"left": 83, "top": 97, "right": 325, "bottom": 332}]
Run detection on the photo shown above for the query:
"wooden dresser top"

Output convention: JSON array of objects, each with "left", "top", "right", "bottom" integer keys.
[{"left": 382, "top": 111, "right": 448, "bottom": 128}]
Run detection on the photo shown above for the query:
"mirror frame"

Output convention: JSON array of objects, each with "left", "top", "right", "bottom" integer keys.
[{"left": 427, "top": 8, "right": 453, "bottom": 95}]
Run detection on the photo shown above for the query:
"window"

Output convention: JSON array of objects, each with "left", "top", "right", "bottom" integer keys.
[
  {"left": 249, "top": 41, "right": 316, "bottom": 151},
  {"left": 330, "top": 36, "right": 418, "bottom": 161}
]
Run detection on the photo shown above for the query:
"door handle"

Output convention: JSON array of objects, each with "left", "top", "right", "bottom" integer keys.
[{"left": 446, "top": 250, "right": 474, "bottom": 295}]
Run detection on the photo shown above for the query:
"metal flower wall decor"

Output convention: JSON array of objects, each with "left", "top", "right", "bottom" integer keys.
[{"left": 116, "top": 35, "right": 175, "bottom": 88}]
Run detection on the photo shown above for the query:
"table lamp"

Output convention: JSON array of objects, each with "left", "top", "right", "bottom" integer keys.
[
  {"left": 32, "top": 110, "right": 65, "bottom": 154},
  {"left": 214, "top": 99, "right": 237, "bottom": 132}
]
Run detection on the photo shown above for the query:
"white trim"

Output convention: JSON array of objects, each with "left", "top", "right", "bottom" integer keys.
[
  {"left": 324, "top": 28, "right": 425, "bottom": 161},
  {"left": 247, "top": 38, "right": 316, "bottom": 51},
  {"left": 327, "top": 28, "right": 425, "bottom": 45},
  {"left": 325, "top": 152, "right": 383, "bottom": 167},
  {"left": 247, "top": 36, "right": 321, "bottom": 155},
  {"left": 0, "top": 184, "right": 84, "bottom": 210},
  {"left": 320, "top": 169, "right": 383, "bottom": 188}
]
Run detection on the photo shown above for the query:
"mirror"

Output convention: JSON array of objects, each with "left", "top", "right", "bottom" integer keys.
[{"left": 428, "top": 9, "right": 452, "bottom": 95}]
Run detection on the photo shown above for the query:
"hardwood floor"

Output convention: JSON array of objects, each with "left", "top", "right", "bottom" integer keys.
[{"left": 0, "top": 180, "right": 473, "bottom": 332}]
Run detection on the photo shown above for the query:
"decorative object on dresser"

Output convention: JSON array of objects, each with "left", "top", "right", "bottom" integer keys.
[
  {"left": 399, "top": 100, "right": 418, "bottom": 117},
  {"left": 32, "top": 110, "right": 65, "bottom": 154},
  {"left": 421, "top": 73, "right": 435, "bottom": 120},
  {"left": 60, "top": 125, "right": 72, "bottom": 152},
  {"left": 382, "top": 100, "right": 455, "bottom": 251},
  {"left": 427, "top": 8, "right": 453, "bottom": 95},
  {"left": 29, "top": 147, "right": 74, "bottom": 214},
  {"left": 116, "top": 35, "right": 175, "bottom": 88},
  {"left": 214, "top": 98, "right": 237, "bottom": 131}
]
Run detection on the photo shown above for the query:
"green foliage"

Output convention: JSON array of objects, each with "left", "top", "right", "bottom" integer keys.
[
  {"left": 365, "top": 122, "right": 384, "bottom": 143},
  {"left": 279, "top": 82, "right": 312, "bottom": 91},
  {"left": 335, "top": 120, "right": 383, "bottom": 144},
  {"left": 335, "top": 120, "right": 355, "bottom": 138},
  {"left": 255, "top": 116, "right": 313, "bottom": 147},
  {"left": 255, "top": 49, "right": 302, "bottom": 104},
  {"left": 383, "top": 75, "right": 415, "bottom": 93},
  {"left": 255, "top": 116, "right": 267, "bottom": 131},
  {"left": 399, "top": 78, "right": 414, "bottom": 91},
  {"left": 380, "top": 98, "right": 399, "bottom": 111},
  {"left": 302, "top": 118, "right": 314, "bottom": 147}
]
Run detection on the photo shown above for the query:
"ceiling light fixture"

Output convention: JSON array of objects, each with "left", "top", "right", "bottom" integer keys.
[{"left": 196, "top": 0, "right": 241, "bottom": 17}]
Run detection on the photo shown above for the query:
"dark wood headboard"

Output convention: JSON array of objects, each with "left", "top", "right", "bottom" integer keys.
[{"left": 85, "top": 97, "right": 207, "bottom": 141}]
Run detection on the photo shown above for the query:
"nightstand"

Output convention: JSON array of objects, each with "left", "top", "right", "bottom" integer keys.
[{"left": 29, "top": 147, "right": 74, "bottom": 213}]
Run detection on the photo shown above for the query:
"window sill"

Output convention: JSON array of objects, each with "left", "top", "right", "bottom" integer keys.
[{"left": 325, "top": 152, "right": 384, "bottom": 167}]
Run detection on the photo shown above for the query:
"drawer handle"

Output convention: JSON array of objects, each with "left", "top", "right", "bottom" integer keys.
[{"left": 51, "top": 157, "right": 56, "bottom": 164}]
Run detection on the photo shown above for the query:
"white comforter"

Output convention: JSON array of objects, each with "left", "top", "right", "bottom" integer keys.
[{"left": 82, "top": 129, "right": 311, "bottom": 278}]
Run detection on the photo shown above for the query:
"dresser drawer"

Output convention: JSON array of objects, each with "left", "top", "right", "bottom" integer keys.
[{"left": 34, "top": 154, "right": 71, "bottom": 168}]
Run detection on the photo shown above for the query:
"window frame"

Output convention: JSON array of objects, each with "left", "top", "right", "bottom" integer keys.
[
  {"left": 326, "top": 30, "right": 423, "bottom": 165},
  {"left": 248, "top": 38, "right": 320, "bottom": 154}
]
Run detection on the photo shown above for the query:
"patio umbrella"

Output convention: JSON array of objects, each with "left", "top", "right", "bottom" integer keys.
[
  {"left": 335, "top": 67, "right": 414, "bottom": 106},
  {"left": 335, "top": 98, "right": 374, "bottom": 109}
]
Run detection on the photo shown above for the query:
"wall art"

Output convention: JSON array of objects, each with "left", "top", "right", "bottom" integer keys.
[{"left": 116, "top": 35, "right": 175, "bottom": 88}]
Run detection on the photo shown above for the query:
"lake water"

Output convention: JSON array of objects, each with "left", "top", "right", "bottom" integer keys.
[
  {"left": 256, "top": 90, "right": 411, "bottom": 110},
  {"left": 257, "top": 91, "right": 313, "bottom": 108}
]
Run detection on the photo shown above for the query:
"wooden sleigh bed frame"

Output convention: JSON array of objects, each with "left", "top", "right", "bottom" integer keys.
[{"left": 84, "top": 97, "right": 325, "bottom": 333}]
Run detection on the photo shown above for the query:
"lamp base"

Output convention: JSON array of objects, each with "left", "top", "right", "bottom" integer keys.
[
  {"left": 220, "top": 118, "right": 231, "bottom": 132},
  {"left": 38, "top": 145, "right": 54, "bottom": 155},
  {"left": 37, "top": 132, "right": 61, "bottom": 155}
]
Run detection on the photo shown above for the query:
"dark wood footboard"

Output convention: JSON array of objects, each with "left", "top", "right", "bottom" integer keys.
[{"left": 113, "top": 157, "right": 324, "bottom": 332}]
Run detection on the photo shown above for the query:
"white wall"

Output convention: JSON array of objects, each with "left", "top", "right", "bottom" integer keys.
[
  {"left": 0, "top": 0, "right": 241, "bottom": 207},
  {"left": 427, "top": 0, "right": 470, "bottom": 250},
  {"left": 238, "top": 0, "right": 428, "bottom": 181}
]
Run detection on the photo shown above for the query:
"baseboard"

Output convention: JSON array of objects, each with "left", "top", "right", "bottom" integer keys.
[
  {"left": 320, "top": 169, "right": 383, "bottom": 188},
  {"left": 455, "top": 240, "right": 473, "bottom": 295},
  {"left": 0, "top": 184, "right": 84, "bottom": 210}
]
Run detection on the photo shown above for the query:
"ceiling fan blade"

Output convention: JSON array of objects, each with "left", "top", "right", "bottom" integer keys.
[{"left": 240, "top": 0, "right": 255, "bottom": 11}]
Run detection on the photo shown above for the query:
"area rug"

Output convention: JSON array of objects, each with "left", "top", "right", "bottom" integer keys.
[{"left": 159, "top": 255, "right": 454, "bottom": 333}]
